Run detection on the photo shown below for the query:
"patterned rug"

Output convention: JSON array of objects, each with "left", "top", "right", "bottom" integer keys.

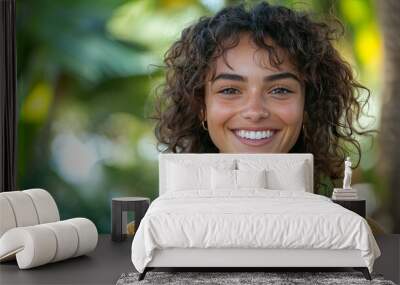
[{"left": 116, "top": 271, "right": 396, "bottom": 285}]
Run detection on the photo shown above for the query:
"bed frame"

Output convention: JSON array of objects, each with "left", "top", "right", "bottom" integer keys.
[
  {"left": 141, "top": 248, "right": 371, "bottom": 280},
  {"left": 138, "top": 154, "right": 371, "bottom": 281}
]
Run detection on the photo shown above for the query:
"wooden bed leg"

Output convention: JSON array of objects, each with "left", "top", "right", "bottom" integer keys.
[
  {"left": 354, "top": 267, "right": 371, "bottom": 280},
  {"left": 138, "top": 268, "right": 148, "bottom": 281}
]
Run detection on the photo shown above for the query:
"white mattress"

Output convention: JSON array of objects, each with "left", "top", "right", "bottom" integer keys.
[{"left": 131, "top": 190, "right": 380, "bottom": 273}]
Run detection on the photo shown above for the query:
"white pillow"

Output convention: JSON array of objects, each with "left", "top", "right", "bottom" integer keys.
[
  {"left": 167, "top": 162, "right": 210, "bottom": 191},
  {"left": 265, "top": 162, "right": 307, "bottom": 191},
  {"left": 238, "top": 160, "right": 308, "bottom": 191},
  {"left": 211, "top": 168, "right": 267, "bottom": 190},
  {"left": 166, "top": 159, "right": 236, "bottom": 192},
  {"left": 211, "top": 168, "right": 236, "bottom": 190},
  {"left": 236, "top": 169, "right": 267, "bottom": 189}
]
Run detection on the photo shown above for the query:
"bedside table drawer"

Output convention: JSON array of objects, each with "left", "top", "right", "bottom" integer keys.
[{"left": 332, "top": 200, "right": 366, "bottom": 218}]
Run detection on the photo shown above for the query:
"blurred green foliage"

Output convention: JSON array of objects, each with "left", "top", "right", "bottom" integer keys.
[{"left": 17, "top": 0, "right": 382, "bottom": 233}]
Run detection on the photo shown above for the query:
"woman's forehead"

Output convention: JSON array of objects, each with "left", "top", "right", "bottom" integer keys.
[{"left": 208, "top": 33, "right": 300, "bottom": 80}]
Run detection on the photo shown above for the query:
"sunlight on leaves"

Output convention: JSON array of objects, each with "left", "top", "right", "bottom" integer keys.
[
  {"left": 200, "top": 0, "right": 225, "bottom": 12},
  {"left": 21, "top": 82, "right": 53, "bottom": 123},
  {"left": 160, "top": 0, "right": 198, "bottom": 9},
  {"left": 101, "top": 112, "right": 148, "bottom": 144},
  {"left": 340, "top": 0, "right": 370, "bottom": 25},
  {"left": 52, "top": 102, "right": 90, "bottom": 134},
  {"left": 355, "top": 23, "right": 382, "bottom": 76},
  {"left": 51, "top": 132, "right": 102, "bottom": 186},
  {"left": 137, "top": 134, "right": 159, "bottom": 161},
  {"left": 107, "top": 0, "right": 205, "bottom": 54}
]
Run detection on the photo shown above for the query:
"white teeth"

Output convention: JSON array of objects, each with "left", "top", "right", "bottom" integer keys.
[{"left": 235, "top": 130, "right": 275, "bottom": 140}]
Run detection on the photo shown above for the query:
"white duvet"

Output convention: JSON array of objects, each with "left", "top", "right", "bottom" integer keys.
[{"left": 131, "top": 189, "right": 380, "bottom": 273}]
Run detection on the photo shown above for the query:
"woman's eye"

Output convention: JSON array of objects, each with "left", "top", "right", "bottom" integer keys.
[
  {"left": 271, "top": 87, "right": 291, "bottom": 95},
  {"left": 218, "top": 88, "right": 240, "bottom": 95}
]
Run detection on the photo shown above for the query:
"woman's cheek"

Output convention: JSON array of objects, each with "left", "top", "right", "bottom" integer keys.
[
  {"left": 206, "top": 99, "right": 238, "bottom": 149},
  {"left": 207, "top": 98, "right": 238, "bottom": 127},
  {"left": 273, "top": 100, "right": 304, "bottom": 125}
]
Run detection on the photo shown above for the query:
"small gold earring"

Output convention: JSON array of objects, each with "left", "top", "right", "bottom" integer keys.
[
  {"left": 201, "top": 120, "right": 208, "bottom": 131},
  {"left": 302, "top": 123, "right": 306, "bottom": 136}
]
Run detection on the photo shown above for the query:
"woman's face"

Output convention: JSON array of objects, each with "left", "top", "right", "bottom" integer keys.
[{"left": 204, "top": 33, "right": 305, "bottom": 153}]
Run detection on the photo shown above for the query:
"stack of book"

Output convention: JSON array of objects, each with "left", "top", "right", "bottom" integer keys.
[{"left": 332, "top": 188, "right": 358, "bottom": 200}]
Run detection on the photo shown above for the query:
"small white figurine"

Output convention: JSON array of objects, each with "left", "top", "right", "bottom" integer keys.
[{"left": 343, "top": 156, "right": 352, "bottom": 189}]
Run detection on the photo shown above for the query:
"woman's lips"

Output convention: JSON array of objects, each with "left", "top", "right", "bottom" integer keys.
[{"left": 231, "top": 129, "right": 278, "bottom": 146}]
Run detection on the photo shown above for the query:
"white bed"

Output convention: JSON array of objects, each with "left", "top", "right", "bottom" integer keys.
[{"left": 131, "top": 153, "right": 380, "bottom": 281}]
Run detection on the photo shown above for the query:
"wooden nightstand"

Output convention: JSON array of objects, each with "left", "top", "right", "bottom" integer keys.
[
  {"left": 111, "top": 197, "right": 150, "bottom": 242},
  {"left": 332, "top": 199, "right": 366, "bottom": 218}
]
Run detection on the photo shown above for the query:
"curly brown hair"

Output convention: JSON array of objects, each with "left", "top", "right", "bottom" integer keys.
[{"left": 150, "top": 1, "right": 375, "bottom": 194}]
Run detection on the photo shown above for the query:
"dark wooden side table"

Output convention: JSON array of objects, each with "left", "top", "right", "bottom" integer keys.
[
  {"left": 332, "top": 199, "right": 366, "bottom": 218},
  {"left": 112, "top": 197, "right": 150, "bottom": 242}
]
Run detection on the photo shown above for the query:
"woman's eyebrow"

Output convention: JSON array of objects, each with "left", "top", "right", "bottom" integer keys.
[
  {"left": 211, "top": 72, "right": 301, "bottom": 84},
  {"left": 211, "top": 73, "right": 245, "bottom": 83},
  {"left": 264, "top": 72, "right": 301, "bottom": 84}
]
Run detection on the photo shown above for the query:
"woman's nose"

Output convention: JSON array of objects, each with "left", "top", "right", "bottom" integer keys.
[{"left": 240, "top": 94, "right": 270, "bottom": 121}]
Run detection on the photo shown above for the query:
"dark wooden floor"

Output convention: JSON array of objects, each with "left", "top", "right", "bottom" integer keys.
[
  {"left": 0, "top": 235, "right": 134, "bottom": 284},
  {"left": 0, "top": 235, "right": 398, "bottom": 284}
]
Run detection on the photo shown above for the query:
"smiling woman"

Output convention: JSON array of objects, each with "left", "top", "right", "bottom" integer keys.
[
  {"left": 151, "top": 1, "right": 375, "bottom": 196},
  {"left": 204, "top": 33, "right": 305, "bottom": 154}
]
